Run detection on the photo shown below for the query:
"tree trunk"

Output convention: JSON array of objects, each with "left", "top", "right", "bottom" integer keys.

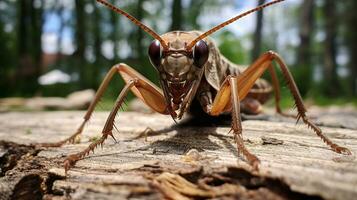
[
  {"left": 170, "top": 0, "right": 183, "bottom": 31},
  {"left": 31, "top": 0, "right": 43, "bottom": 72},
  {"left": 16, "top": 0, "right": 43, "bottom": 96},
  {"left": 322, "top": 0, "right": 339, "bottom": 96},
  {"left": 344, "top": 0, "right": 357, "bottom": 96},
  {"left": 16, "top": 0, "right": 29, "bottom": 93},
  {"left": 92, "top": 0, "right": 102, "bottom": 89},
  {"left": 75, "top": 0, "right": 87, "bottom": 89},
  {"left": 296, "top": 0, "right": 315, "bottom": 96},
  {"left": 251, "top": 0, "right": 265, "bottom": 62},
  {"left": 110, "top": 0, "right": 119, "bottom": 62}
]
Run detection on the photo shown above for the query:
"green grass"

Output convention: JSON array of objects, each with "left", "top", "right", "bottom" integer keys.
[
  {"left": 266, "top": 87, "right": 357, "bottom": 109},
  {"left": 308, "top": 96, "right": 357, "bottom": 107}
]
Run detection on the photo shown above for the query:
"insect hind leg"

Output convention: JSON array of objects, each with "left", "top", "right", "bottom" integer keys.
[
  {"left": 236, "top": 51, "right": 351, "bottom": 155},
  {"left": 267, "top": 63, "right": 295, "bottom": 118}
]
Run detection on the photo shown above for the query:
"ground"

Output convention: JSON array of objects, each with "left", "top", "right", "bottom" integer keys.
[{"left": 0, "top": 108, "right": 356, "bottom": 200}]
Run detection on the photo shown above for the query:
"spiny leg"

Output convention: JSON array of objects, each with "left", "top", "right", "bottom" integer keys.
[
  {"left": 243, "top": 63, "right": 294, "bottom": 117},
  {"left": 229, "top": 77, "right": 260, "bottom": 170},
  {"left": 203, "top": 76, "right": 260, "bottom": 170},
  {"left": 63, "top": 63, "right": 168, "bottom": 173},
  {"left": 268, "top": 64, "right": 295, "bottom": 118},
  {"left": 39, "top": 66, "right": 121, "bottom": 147},
  {"left": 236, "top": 51, "right": 351, "bottom": 155},
  {"left": 64, "top": 80, "right": 136, "bottom": 173}
]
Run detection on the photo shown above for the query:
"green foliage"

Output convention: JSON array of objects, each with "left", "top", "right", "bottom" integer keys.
[
  {"left": 0, "top": 1, "right": 17, "bottom": 97},
  {"left": 218, "top": 31, "right": 249, "bottom": 64},
  {"left": 291, "top": 64, "right": 313, "bottom": 97},
  {"left": 311, "top": 96, "right": 357, "bottom": 107}
]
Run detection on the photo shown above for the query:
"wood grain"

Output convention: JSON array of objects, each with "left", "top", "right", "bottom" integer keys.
[{"left": 0, "top": 111, "right": 356, "bottom": 199}]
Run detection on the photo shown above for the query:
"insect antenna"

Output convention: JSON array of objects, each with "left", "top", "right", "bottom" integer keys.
[
  {"left": 186, "top": 0, "right": 285, "bottom": 50},
  {"left": 96, "top": 0, "right": 169, "bottom": 50}
]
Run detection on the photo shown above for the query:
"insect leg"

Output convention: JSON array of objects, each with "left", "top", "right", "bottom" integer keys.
[
  {"left": 63, "top": 63, "right": 169, "bottom": 173},
  {"left": 39, "top": 66, "right": 123, "bottom": 147},
  {"left": 39, "top": 64, "right": 168, "bottom": 148},
  {"left": 268, "top": 64, "right": 295, "bottom": 117},
  {"left": 236, "top": 51, "right": 351, "bottom": 155},
  {"left": 229, "top": 76, "right": 260, "bottom": 170},
  {"left": 204, "top": 76, "right": 260, "bottom": 170},
  {"left": 64, "top": 80, "right": 136, "bottom": 173},
  {"left": 117, "top": 63, "right": 168, "bottom": 114}
]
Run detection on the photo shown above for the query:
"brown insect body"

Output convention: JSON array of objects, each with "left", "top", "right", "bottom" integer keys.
[
  {"left": 158, "top": 31, "right": 272, "bottom": 118},
  {"left": 39, "top": 0, "right": 351, "bottom": 174}
]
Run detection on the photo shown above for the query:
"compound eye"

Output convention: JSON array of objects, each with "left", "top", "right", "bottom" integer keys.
[
  {"left": 148, "top": 40, "right": 162, "bottom": 67},
  {"left": 193, "top": 40, "right": 209, "bottom": 68}
]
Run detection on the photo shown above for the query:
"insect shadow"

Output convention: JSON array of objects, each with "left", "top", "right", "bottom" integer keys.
[
  {"left": 135, "top": 107, "right": 265, "bottom": 159},
  {"left": 138, "top": 100, "right": 270, "bottom": 158},
  {"left": 87, "top": 112, "right": 243, "bottom": 160},
  {"left": 87, "top": 106, "right": 272, "bottom": 161}
]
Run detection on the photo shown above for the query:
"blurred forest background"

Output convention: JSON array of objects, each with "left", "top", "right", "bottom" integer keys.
[{"left": 0, "top": 0, "right": 356, "bottom": 107}]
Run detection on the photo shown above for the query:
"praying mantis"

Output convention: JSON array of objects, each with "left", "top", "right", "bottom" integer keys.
[{"left": 40, "top": 0, "right": 351, "bottom": 174}]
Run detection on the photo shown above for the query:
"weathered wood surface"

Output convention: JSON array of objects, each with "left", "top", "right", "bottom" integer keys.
[
  {"left": 0, "top": 89, "right": 95, "bottom": 112},
  {"left": 0, "top": 109, "right": 356, "bottom": 200}
]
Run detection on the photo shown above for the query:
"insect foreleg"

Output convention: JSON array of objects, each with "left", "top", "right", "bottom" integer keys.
[
  {"left": 237, "top": 51, "right": 351, "bottom": 155},
  {"left": 38, "top": 66, "right": 123, "bottom": 147},
  {"left": 64, "top": 80, "right": 136, "bottom": 173},
  {"left": 63, "top": 64, "right": 169, "bottom": 173}
]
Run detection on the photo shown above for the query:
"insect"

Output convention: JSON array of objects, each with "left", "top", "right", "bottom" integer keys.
[{"left": 41, "top": 0, "right": 351, "bottom": 174}]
